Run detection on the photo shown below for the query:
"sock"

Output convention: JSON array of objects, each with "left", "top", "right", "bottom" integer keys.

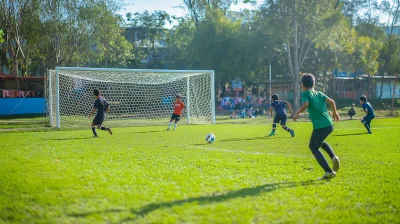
[
  {"left": 283, "top": 126, "right": 292, "bottom": 132},
  {"left": 167, "top": 122, "right": 172, "bottom": 129},
  {"left": 272, "top": 123, "right": 276, "bottom": 132},
  {"left": 91, "top": 127, "right": 97, "bottom": 136},
  {"left": 100, "top": 127, "right": 109, "bottom": 131},
  {"left": 174, "top": 123, "right": 177, "bottom": 130},
  {"left": 321, "top": 142, "right": 335, "bottom": 159},
  {"left": 364, "top": 123, "right": 370, "bottom": 132}
]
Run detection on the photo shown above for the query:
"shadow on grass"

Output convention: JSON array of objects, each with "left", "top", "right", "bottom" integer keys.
[
  {"left": 68, "top": 180, "right": 320, "bottom": 221},
  {"left": 332, "top": 132, "right": 365, "bottom": 137}
]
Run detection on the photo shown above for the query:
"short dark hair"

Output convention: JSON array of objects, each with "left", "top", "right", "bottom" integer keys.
[
  {"left": 176, "top": 94, "right": 181, "bottom": 98},
  {"left": 272, "top": 94, "right": 279, "bottom": 101},
  {"left": 359, "top": 95, "right": 367, "bottom": 102},
  {"left": 93, "top": 89, "right": 100, "bottom": 96},
  {"left": 301, "top": 73, "right": 315, "bottom": 88}
]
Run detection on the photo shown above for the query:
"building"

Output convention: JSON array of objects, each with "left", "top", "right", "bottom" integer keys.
[
  {"left": 123, "top": 27, "right": 169, "bottom": 66},
  {"left": 329, "top": 75, "right": 399, "bottom": 100}
]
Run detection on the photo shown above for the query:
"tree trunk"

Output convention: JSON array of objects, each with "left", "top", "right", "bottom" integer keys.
[
  {"left": 292, "top": 2, "right": 300, "bottom": 111},
  {"left": 379, "top": 73, "right": 384, "bottom": 99},
  {"left": 391, "top": 75, "right": 398, "bottom": 116}
]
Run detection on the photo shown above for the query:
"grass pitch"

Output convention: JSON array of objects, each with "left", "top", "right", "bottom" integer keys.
[{"left": 1, "top": 117, "right": 400, "bottom": 223}]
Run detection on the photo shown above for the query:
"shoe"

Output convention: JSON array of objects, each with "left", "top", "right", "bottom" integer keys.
[
  {"left": 108, "top": 128, "right": 113, "bottom": 135},
  {"left": 318, "top": 171, "right": 336, "bottom": 180},
  {"left": 173, "top": 129, "right": 176, "bottom": 131},
  {"left": 94, "top": 135, "right": 98, "bottom": 138},
  {"left": 332, "top": 156, "right": 340, "bottom": 172},
  {"left": 368, "top": 130, "right": 372, "bottom": 134},
  {"left": 167, "top": 128, "right": 170, "bottom": 131},
  {"left": 290, "top": 130, "right": 295, "bottom": 137},
  {"left": 269, "top": 132, "right": 275, "bottom": 136}
]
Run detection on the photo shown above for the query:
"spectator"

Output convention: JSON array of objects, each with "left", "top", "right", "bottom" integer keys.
[{"left": 348, "top": 103, "right": 357, "bottom": 120}]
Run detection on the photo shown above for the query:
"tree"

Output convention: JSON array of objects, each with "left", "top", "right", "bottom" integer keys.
[
  {"left": 377, "top": 0, "right": 400, "bottom": 99},
  {"left": 0, "top": 0, "right": 40, "bottom": 76},
  {"left": 265, "top": 0, "right": 342, "bottom": 110}
]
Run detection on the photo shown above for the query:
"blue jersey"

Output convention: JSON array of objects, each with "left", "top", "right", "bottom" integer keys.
[
  {"left": 362, "top": 102, "right": 375, "bottom": 117},
  {"left": 270, "top": 100, "right": 287, "bottom": 116},
  {"left": 93, "top": 97, "right": 109, "bottom": 117}
]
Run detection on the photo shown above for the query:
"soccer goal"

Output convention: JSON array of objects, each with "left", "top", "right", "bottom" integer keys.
[{"left": 47, "top": 67, "right": 215, "bottom": 128}]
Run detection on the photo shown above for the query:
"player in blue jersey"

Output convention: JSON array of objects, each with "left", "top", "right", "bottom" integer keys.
[
  {"left": 359, "top": 95, "right": 375, "bottom": 134},
  {"left": 88, "top": 89, "right": 112, "bottom": 137},
  {"left": 269, "top": 94, "right": 295, "bottom": 137}
]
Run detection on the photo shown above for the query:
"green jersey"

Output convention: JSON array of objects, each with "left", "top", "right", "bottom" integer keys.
[{"left": 301, "top": 89, "right": 333, "bottom": 129}]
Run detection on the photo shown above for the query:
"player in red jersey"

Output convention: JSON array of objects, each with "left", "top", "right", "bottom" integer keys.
[{"left": 167, "top": 94, "right": 185, "bottom": 131}]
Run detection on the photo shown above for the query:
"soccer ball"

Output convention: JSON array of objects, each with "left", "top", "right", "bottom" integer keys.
[{"left": 205, "top": 133, "right": 215, "bottom": 143}]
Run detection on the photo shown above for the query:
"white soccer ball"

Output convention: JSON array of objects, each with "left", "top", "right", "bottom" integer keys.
[{"left": 205, "top": 133, "right": 216, "bottom": 143}]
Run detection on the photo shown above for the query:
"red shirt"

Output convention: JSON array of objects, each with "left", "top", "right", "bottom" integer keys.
[{"left": 173, "top": 101, "right": 185, "bottom": 115}]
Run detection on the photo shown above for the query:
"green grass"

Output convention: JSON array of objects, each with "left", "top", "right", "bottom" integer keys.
[{"left": 1, "top": 117, "right": 400, "bottom": 223}]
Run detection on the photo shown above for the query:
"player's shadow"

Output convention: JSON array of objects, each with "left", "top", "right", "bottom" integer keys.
[
  {"left": 332, "top": 132, "right": 365, "bottom": 137},
  {"left": 44, "top": 136, "right": 94, "bottom": 141},
  {"left": 121, "top": 180, "right": 320, "bottom": 222},
  {"left": 68, "top": 179, "right": 321, "bottom": 221}
]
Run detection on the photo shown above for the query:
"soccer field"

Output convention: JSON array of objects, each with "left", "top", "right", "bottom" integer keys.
[{"left": 1, "top": 117, "right": 400, "bottom": 223}]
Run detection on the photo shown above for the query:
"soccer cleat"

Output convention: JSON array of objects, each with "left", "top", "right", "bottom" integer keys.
[
  {"left": 332, "top": 156, "right": 340, "bottom": 172},
  {"left": 318, "top": 171, "right": 336, "bottom": 180},
  {"left": 290, "top": 130, "right": 295, "bottom": 137},
  {"left": 108, "top": 128, "right": 113, "bottom": 135},
  {"left": 166, "top": 129, "right": 170, "bottom": 131},
  {"left": 269, "top": 132, "right": 275, "bottom": 136},
  {"left": 94, "top": 134, "right": 98, "bottom": 138},
  {"left": 368, "top": 130, "right": 372, "bottom": 134}
]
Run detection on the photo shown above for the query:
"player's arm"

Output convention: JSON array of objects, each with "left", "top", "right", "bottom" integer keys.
[
  {"left": 293, "top": 102, "right": 308, "bottom": 121},
  {"left": 363, "top": 106, "right": 369, "bottom": 115},
  {"left": 105, "top": 105, "right": 110, "bottom": 113},
  {"left": 285, "top": 101, "right": 293, "bottom": 116},
  {"left": 269, "top": 107, "right": 273, "bottom": 117},
  {"left": 326, "top": 97, "right": 340, "bottom": 121},
  {"left": 88, "top": 108, "right": 97, "bottom": 120}
]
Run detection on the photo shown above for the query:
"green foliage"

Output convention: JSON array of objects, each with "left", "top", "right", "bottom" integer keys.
[
  {"left": 1, "top": 118, "right": 400, "bottom": 222},
  {"left": 0, "top": 0, "right": 132, "bottom": 75}
]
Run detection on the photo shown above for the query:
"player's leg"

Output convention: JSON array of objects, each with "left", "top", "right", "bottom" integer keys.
[
  {"left": 91, "top": 116, "right": 101, "bottom": 137},
  {"left": 269, "top": 116, "right": 279, "bottom": 136},
  {"left": 361, "top": 116, "right": 372, "bottom": 133},
  {"left": 167, "top": 115, "right": 175, "bottom": 130},
  {"left": 280, "top": 115, "right": 294, "bottom": 137},
  {"left": 91, "top": 124, "right": 98, "bottom": 137},
  {"left": 99, "top": 118, "right": 112, "bottom": 135},
  {"left": 309, "top": 125, "right": 336, "bottom": 179},
  {"left": 173, "top": 115, "right": 180, "bottom": 130}
]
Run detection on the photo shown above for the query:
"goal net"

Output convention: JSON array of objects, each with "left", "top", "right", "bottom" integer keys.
[{"left": 47, "top": 67, "right": 215, "bottom": 128}]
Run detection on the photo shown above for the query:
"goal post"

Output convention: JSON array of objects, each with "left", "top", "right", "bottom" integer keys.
[{"left": 47, "top": 67, "right": 215, "bottom": 128}]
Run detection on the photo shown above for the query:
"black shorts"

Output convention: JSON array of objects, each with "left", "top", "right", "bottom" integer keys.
[
  {"left": 310, "top": 125, "right": 333, "bottom": 150},
  {"left": 92, "top": 116, "right": 105, "bottom": 126},
  {"left": 170, "top": 114, "right": 181, "bottom": 121},
  {"left": 273, "top": 114, "right": 287, "bottom": 125},
  {"left": 363, "top": 115, "right": 375, "bottom": 124}
]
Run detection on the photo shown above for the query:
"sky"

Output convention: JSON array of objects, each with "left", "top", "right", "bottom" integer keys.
[{"left": 119, "top": 0, "right": 264, "bottom": 28}]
